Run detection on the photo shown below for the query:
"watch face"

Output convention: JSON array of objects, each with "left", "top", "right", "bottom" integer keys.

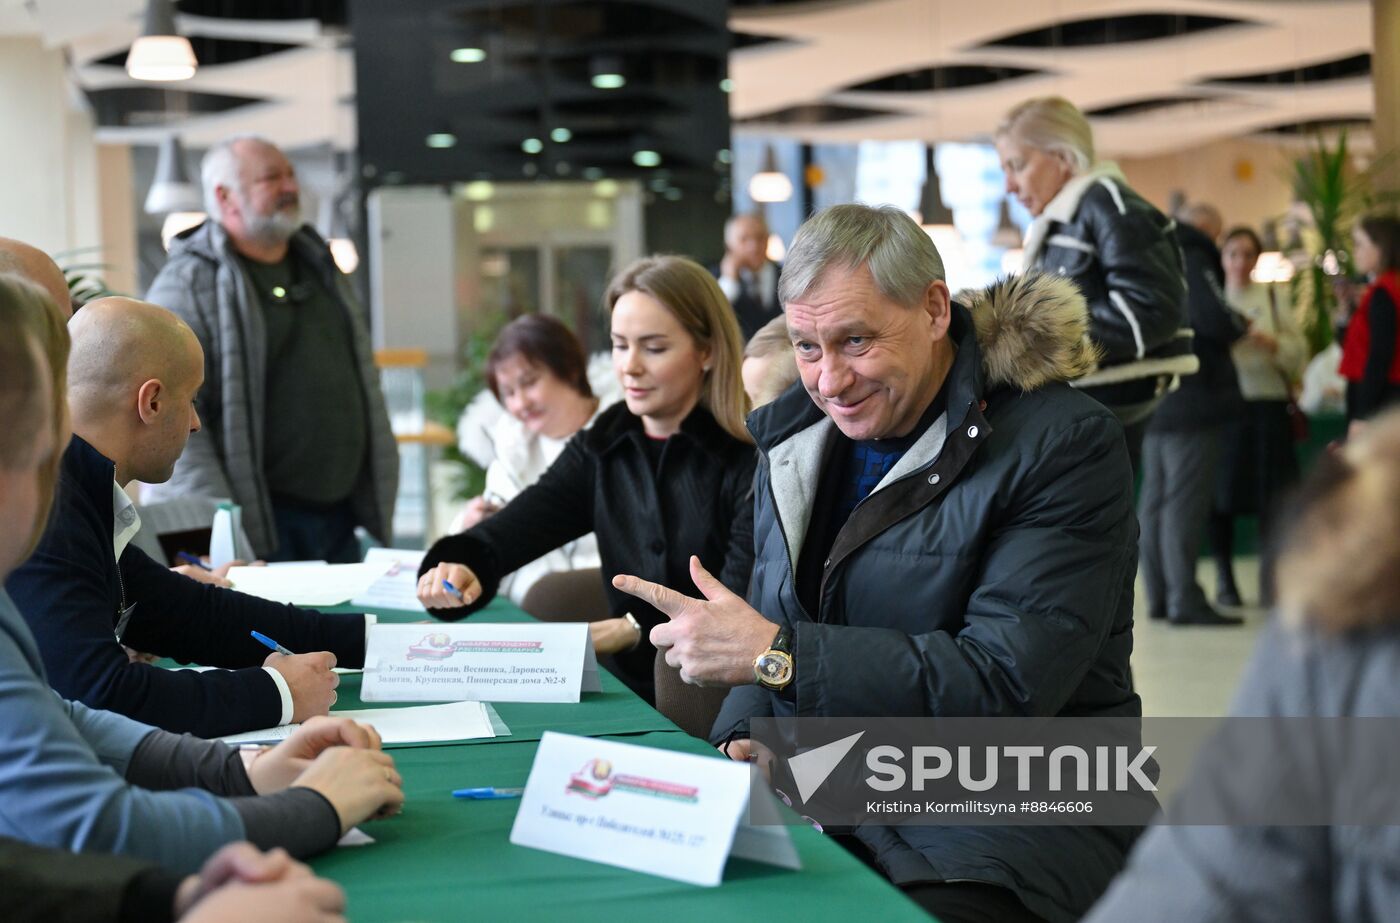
[{"left": 756, "top": 651, "right": 793, "bottom": 687}]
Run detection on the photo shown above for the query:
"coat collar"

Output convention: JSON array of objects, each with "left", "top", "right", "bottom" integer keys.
[
  {"left": 63, "top": 434, "right": 119, "bottom": 503},
  {"left": 168, "top": 218, "right": 337, "bottom": 275},
  {"left": 1022, "top": 161, "right": 1128, "bottom": 265},
  {"left": 585, "top": 400, "right": 738, "bottom": 460}
]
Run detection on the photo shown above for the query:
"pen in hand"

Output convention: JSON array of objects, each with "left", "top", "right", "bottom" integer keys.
[
  {"left": 250, "top": 630, "right": 296, "bottom": 656},
  {"left": 441, "top": 579, "right": 468, "bottom": 602},
  {"left": 176, "top": 551, "right": 212, "bottom": 571}
]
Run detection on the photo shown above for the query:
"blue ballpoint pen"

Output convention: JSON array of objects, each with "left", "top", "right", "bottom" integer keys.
[
  {"left": 440, "top": 579, "right": 467, "bottom": 602},
  {"left": 176, "top": 551, "right": 212, "bottom": 571},
  {"left": 452, "top": 787, "right": 524, "bottom": 800},
  {"left": 250, "top": 630, "right": 296, "bottom": 656}
]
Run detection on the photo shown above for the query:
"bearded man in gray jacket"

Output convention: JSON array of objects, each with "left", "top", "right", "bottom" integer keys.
[{"left": 145, "top": 135, "right": 396, "bottom": 562}]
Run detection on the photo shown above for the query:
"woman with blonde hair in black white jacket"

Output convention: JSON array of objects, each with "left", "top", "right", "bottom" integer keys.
[{"left": 996, "top": 95, "right": 1194, "bottom": 469}]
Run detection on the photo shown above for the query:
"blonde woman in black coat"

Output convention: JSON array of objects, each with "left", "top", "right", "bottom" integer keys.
[{"left": 416, "top": 256, "right": 755, "bottom": 703}]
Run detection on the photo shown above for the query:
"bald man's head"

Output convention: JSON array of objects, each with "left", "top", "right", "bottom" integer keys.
[
  {"left": 68, "top": 297, "right": 204, "bottom": 484},
  {"left": 0, "top": 237, "right": 70, "bottom": 320}
]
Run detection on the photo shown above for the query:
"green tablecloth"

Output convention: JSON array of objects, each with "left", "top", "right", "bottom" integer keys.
[
  {"left": 313, "top": 730, "right": 928, "bottom": 922},
  {"left": 306, "top": 601, "right": 930, "bottom": 921},
  {"left": 334, "top": 667, "right": 677, "bottom": 745},
  {"left": 328, "top": 601, "right": 677, "bottom": 743}
]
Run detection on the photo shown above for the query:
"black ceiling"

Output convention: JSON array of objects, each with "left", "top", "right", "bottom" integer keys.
[
  {"left": 844, "top": 64, "right": 1042, "bottom": 94},
  {"left": 981, "top": 13, "right": 1249, "bottom": 49},
  {"left": 1085, "top": 95, "right": 1213, "bottom": 118},
  {"left": 350, "top": 0, "right": 730, "bottom": 188},
  {"left": 1257, "top": 116, "right": 1372, "bottom": 136},
  {"left": 83, "top": 86, "right": 263, "bottom": 128},
  {"left": 93, "top": 34, "right": 299, "bottom": 69},
  {"left": 1203, "top": 53, "right": 1371, "bottom": 87},
  {"left": 738, "top": 102, "right": 896, "bottom": 125},
  {"left": 176, "top": 0, "right": 348, "bottom": 25}
]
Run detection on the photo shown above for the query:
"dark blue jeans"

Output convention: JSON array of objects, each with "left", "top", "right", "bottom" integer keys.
[{"left": 268, "top": 497, "right": 361, "bottom": 563}]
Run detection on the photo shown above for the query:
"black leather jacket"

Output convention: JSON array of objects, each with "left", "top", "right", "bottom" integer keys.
[{"left": 1031, "top": 175, "right": 1196, "bottom": 407}]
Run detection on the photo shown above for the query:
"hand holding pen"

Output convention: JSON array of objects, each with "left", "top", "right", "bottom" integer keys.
[
  {"left": 416, "top": 563, "right": 483, "bottom": 610},
  {"left": 252, "top": 631, "right": 341, "bottom": 720}
]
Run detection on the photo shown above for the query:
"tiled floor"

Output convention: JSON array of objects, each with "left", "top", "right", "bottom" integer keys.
[{"left": 1130, "top": 556, "right": 1268, "bottom": 718}]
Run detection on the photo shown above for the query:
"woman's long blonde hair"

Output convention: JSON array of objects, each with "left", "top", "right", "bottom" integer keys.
[{"left": 604, "top": 255, "right": 752, "bottom": 444}]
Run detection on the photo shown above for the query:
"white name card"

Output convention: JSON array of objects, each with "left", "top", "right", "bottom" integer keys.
[
  {"left": 510, "top": 731, "right": 801, "bottom": 887},
  {"left": 360, "top": 623, "right": 601, "bottom": 703}
]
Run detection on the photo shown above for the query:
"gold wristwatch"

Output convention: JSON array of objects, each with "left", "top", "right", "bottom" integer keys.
[{"left": 753, "top": 626, "right": 794, "bottom": 690}]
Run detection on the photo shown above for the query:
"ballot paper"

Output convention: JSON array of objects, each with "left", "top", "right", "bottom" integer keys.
[
  {"left": 338, "top": 827, "right": 375, "bottom": 847},
  {"left": 224, "top": 562, "right": 387, "bottom": 607},
  {"left": 361, "top": 622, "right": 601, "bottom": 704},
  {"left": 218, "top": 700, "right": 497, "bottom": 746},
  {"left": 510, "top": 732, "right": 801, "bottom": 886},
  {"left": 351, "top": 548, "right": 428, "bottom": 612}
]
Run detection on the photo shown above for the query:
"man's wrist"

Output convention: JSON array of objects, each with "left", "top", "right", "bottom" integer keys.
[
  {"left": 753, "top": 624, "right": 794, "bottom": 690},
  {"left": 622, "top": 612, "right": 643, "bottom": 651}
]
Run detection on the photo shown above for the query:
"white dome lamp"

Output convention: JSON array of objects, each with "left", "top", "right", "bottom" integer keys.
[
  {"left": 126, "top": 0, "right": 198, "bottom": 82},
  {"left": 747, "top": 144, "right": 792, "bottom": 204}
]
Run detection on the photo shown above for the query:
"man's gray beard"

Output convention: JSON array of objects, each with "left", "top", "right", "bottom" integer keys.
[{"left": 243, "top": 208, "right": 301, "bottom": 246}]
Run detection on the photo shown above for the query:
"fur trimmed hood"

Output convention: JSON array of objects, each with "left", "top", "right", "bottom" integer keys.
[{"left": 959, "top": 272, "right": 1101, "bottom": 392}]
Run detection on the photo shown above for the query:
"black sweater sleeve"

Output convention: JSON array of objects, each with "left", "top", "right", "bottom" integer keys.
[
  {"left": 419, "top": 433, "right": 596, "bottom": 618},
  {"left": 1356, "top": 288, "right": 1398, "bottom": 419},
  {"left": 0, "top": 837, "right": 179, "bottom": 923},
  {"left": 120, "top": 548, "right": 367, "bottom": 670},
  {"left": 128, "top": 732, "right": 342, "bottom": 860},
  {"left": 12, "top": 538, "right": 364, "bottom": 737}
]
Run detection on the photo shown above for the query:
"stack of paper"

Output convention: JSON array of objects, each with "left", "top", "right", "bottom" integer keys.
[
  {"left": 218, "top": 700, "right": 497, "bottom": 746},
  {"left": 225, "top": 562, "right": 386, "bottom": 607}
]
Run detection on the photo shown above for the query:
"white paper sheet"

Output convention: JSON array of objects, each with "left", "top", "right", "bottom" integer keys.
[
  {"left": 351, "top": 548, "right": 428, "bottom": 612},
  {"left": 218, "top": 700, "right": 497, "bottom": 746},
  {"left": 224, "top": 562, "right": 388, "bottom": 606}
]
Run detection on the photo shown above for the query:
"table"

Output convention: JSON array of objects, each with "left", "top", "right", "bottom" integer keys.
[{"left": 310, "top": 601, "right": 930, "bottom": 921}]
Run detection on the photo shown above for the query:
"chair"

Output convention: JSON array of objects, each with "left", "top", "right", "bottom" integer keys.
[
  {"left": 518, "top": 568, "right": 611, "bottom": 623},
  {"left": 653, "top": 651, "right": 731, "bottom": 740}
]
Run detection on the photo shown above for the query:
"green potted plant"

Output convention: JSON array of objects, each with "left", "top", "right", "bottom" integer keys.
[{"left": 1287, "top": 130, "right": 1398, "bottom": 356}]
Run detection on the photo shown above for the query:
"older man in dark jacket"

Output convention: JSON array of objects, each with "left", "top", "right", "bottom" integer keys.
[
  {"left": 1139, "top": 203, "right": 1248, "bottom": 626},
  {"left": 614, "top": 205, "right": 1141, "bottom": 923}
]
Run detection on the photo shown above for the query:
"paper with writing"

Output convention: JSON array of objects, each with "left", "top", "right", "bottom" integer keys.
[
  {"left": 361, "top": 623, "right": 600, "bottom": 704},
  {"left": 510, "top": 732, "right": 800, "bottom": 887},
  {"left": 351, "top": 548, "right": 428, "bottom": 612}
]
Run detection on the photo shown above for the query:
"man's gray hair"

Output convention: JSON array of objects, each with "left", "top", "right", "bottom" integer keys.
[
  {"left": 778, "top": 204, "right": 946, "bottom": 308},
  {"left": 200, "top": 134, "right": 276, "bottom": 216}
]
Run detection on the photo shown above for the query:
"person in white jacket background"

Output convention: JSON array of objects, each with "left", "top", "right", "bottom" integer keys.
[{"left": 451, "top": 315, "right": 619, "bottom": 605}]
